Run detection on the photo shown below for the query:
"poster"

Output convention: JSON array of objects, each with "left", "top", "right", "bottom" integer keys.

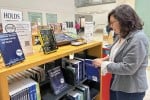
[
  {"left": 3, "top": 21, "right": 33, "bottom": 55},
  {"left": 1, "top": 9, "right": 22, "bottom": 22},
  {"left": 84, "top": 22, "right": 94, "bottom": 43}
]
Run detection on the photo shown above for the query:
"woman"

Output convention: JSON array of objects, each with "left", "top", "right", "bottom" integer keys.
[
  {"left": 93, "top": 4, "right": 149, "bottom": 100},
  {"left": 75, "top": 21, "right": 80, "bottom": 34}
]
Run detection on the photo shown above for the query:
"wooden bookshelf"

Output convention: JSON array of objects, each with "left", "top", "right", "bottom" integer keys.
[{"left": 0, "top": 41, "right": 102, "bottom": 100}]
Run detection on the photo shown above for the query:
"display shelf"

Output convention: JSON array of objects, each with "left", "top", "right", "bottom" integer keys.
[
  {"left": 41, "top": 83, "right": 73, "bottom": 100},
  {"left": 0, "top": 41, "right": 102, "bottom": 100},
  {"left": 41, "top": 78, "right": 87, "bottom": 100}
]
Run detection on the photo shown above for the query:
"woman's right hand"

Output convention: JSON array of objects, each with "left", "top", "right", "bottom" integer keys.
[{"left": 92, "top": 55, "right": 109, "bottom": 68}]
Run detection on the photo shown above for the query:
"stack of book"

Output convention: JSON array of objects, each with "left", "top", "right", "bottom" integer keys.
[
  {"left": 66, "top": 84, "right": 90, "bottom": 100},
  {"left": 62, "top": 58, "right": 85, "bottom": 85},
  {"left": 7, "top": 66, "right": 45, "bottom": 84},
  {"left": 9, "top": 78, "right": 41, "bottom": 100},
  {"left": 39, "top": 29, "right": 58, "bottom": 54}
]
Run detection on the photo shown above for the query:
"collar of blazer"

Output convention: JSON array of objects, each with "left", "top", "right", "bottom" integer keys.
[{"left": 111, "top": 30, "right": 142, "bottom": 60}]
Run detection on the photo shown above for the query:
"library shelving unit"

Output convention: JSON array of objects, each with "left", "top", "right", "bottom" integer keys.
[{"left": 0, "top": 41, "right": 102, "bottom": 100}]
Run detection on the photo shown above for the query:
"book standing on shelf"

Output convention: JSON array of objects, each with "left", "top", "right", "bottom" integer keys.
[
  {"left": 9, "top": 78, "right": 41, "bottom": 100},
  {"left": 47, "top": 66, "right": 68, "bottom": 95},
  {"left": 85, "top": 59, "right": 100, "bottom": 82},
  {"left": 0, "top": 32, "right": 25, "bottom": 66},
  {"left": 39, "top": 29, "right": 58, "bottom": 54}
]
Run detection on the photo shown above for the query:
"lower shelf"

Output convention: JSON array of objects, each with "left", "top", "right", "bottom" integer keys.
[
  {"left": 41, "top": 83, "right": 74, "bottom": 100},
  {"left": 40, "top": 79, "right": 99, "bottom": 100}
]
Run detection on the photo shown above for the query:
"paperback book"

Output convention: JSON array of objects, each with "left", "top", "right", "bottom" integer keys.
[
  {"left": 47, "top": 66, "right": 68, "bottom": 95},
  {"left": 39, "top": 29, "right": 58, "bottom": 54},
  {"left": 0, "top": 32, "right": 25, "bottom": 66}
]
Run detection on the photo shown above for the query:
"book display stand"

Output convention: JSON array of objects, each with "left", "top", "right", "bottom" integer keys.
[{"left": 0, "top": 41, "right": 102, "bottom": 100}]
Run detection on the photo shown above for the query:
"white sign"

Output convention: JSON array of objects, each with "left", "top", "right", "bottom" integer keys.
[
  {"left": 84, "top": 22, "right": 94, "bottom": 43},
  {"left": 1, "top": 9, "right": 22, "bottom": 22},
  {"left": 3, "top": 21, "right": 33, "bottom": 55}
]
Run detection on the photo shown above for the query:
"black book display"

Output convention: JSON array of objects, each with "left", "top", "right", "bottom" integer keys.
[
  {"left": 0, "top": 32, "right": 25, "bottom": 66},
  {"left": 47, "top": 66, "right": 68, "bottom": 95},
  {"left": 39, "top": 29, "right": 58, "bottom": 54}
]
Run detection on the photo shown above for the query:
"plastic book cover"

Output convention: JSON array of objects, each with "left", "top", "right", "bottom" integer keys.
[
  {"left": 0, "top": 32, "right": 25, "bottom": 66},
  {"left": 85, "top": 59, "right": 100, "bottom": 82},
  {"left": 47, "top": 66, "right": 68, "bottom": 95},
  {"left": 39, "top": 29, "right": 58, "bottom": 54}
]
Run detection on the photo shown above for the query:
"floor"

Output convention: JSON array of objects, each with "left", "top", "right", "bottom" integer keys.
[{"left": 79, "top": 32, "right": 150, "bottom": 100}]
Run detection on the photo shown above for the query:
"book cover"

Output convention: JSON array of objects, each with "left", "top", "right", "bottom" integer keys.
[
  {"left": 76, "top": 86, "right": 86, "bottom": 100},
  {"left": 69, "top": 59, "right": 83, "bottom": 82},
  {"left": 80, "top": 84, "right": 91, "bottom": 100},
  {"left": 62, "top": 66, "right": 76, "bottom": 85},
  {"left": 39, "top": 29, "right": 58, "bottom": 54},
  {"left": 67, "top": 91, "right": 80, "bottom": 100},
  {"left": 2, "top": 21, "right": 33, "bottom": 55},
  {"left": 0, "top": 32, "right": 25, "bottom": 66},
  {"left": 85, "top": 59, "right": 100, "bottom": 82},
  {"left": 75, "top": 57, "right": 86, "bottom": 80},
  {"left": 47, "top": 66, "right": 68, "bottom": 95}
]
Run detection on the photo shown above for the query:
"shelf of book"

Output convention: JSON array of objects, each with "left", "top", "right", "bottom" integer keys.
[
  {"left": 0, "top": 41, "right": 102, "bottom": 100},
  {"left": 41, "top": 83, "right": 73, "bottom": 100},
  {"left": 40, "top": 77, "right": 99, "bottom": 100}
]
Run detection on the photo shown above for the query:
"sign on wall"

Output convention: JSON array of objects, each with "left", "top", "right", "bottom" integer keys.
[
  {"left": 1, "top": 9, "right": 22, "bottom": 22},
  {"left": 84, "top": 22, "right": 94, "bottom": 43}
]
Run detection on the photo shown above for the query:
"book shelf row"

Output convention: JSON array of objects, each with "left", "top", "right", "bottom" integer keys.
[
  {"left": 0, "top": 41, "right": 102, "bottom": 100},
  {"left": 7, "top": 56, "right": 100, "bottom": 100}
]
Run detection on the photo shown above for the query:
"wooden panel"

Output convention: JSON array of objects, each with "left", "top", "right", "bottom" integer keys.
[{"left": 0, "top": 74, "right": 9, "bottom": 100}]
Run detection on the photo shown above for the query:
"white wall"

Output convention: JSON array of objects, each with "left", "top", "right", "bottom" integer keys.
[
  {"left": 116, "top": 0, "right": 135, "bottom": 8},
  {"left": 0, "top": 0, "right": 75, "bottom": 25},
  {"left": 75, "top": 0, "right": 135, "bottom": 30},
  {"left": 76, "top": 3, "right": 117, "bottom": 30}
]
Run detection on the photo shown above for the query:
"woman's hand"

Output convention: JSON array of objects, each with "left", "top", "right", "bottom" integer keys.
[
  {"left": 93, "top": 58, "right": 104, "bottom": 68},
  {"left": 92, "top": 55, "right": 109, "bottom": 68}
]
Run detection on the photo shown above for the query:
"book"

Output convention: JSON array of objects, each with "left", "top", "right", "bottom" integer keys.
[
  {"left": 47, "top": 66, "right": 68, "bottom": 95},
  {"left": 9, "top": 78, "right": 40, "bottom": 100},
  {"left": 80, "top": 84, "right": 90, "bottom": 100},
  {"left": 69, "top": 59, "right": 83, "bottom": 82},
  {"left": 39, "top": 29, "right": 58, "bottom": 54},
  {"left": 85, "top": 59, "right": 100, "bottom": 82},
  {"left": 0, "top": 32, "right": 25, "bottom": 66},
  {"left": 75, "top": 57, "right": 86, "bottom": 80},
  {"left": 62, "top": 58, "right": 82, "bottom": 85},
  {"left": 62, "top": 65, "right": 76, "bottom": 85},
  {"left": 67, "top": 91, "right": 81, "bottom": 100}
]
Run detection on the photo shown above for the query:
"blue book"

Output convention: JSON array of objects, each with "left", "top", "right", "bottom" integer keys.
[
  {"left": 69, "top": 59, "right": 83, "bottom": 82},
  {"left": 85, "top": 59, "right": 100, "bottom": 82},
  {"left": 29, "top": 84, "right": 37, "bottom": 100},
  {"left": 75, "top": 57, "right": 86, "bottom": 80},
  {"left": 47, "top": 66, "right": 68, "bottom": 95},
  {"left": 0, "top": 32, "right": 25, "bottom": 66}
]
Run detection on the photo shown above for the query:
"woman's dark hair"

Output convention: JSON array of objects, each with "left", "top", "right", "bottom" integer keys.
[{"left": 108, "top": 4, "right": 143, "bottom": 38}]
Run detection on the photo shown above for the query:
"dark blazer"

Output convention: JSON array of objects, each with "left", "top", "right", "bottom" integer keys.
[{"left": 107, "top": 30, "right": 149, "bottom": 93}]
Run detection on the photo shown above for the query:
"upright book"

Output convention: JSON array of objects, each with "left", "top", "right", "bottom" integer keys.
[
  {"left": 0, "top": 32, "right": 25, "bottom": 66},
  {"left": 39, "top": 29, "right": 58, "bottom": 54},
  {"left": 47, "top": 66, "right": 68, "bottom": 95},
  {"left": 85, "top": 59, "right": 100, "bottom": 82}
]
